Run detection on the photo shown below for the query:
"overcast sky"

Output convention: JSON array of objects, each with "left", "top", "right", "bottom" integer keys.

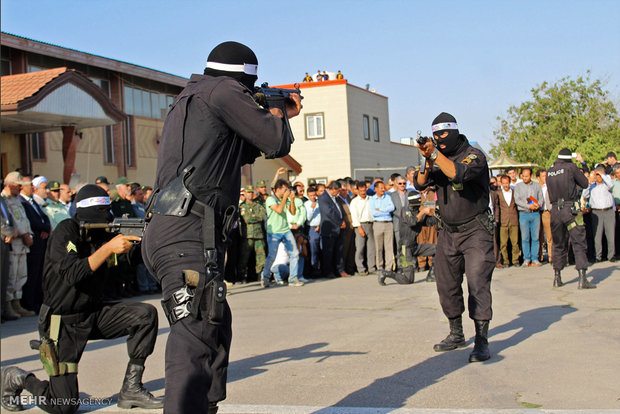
[{"left": 3, "top": 0, "right": 619, "bottom": 152}]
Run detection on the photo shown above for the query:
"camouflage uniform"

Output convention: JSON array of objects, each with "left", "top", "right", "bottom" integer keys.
[
  {"left": 238, "top": 199, "right": 266, "bottom": 277},
  {"left": 43, "top": 199, "right": 72, "bottom": 229},
  {"left": 1, "top": 191, "right": 32, "bottom": 301}
]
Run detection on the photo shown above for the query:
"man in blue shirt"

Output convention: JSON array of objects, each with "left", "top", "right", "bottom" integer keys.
[{"left": 369, "top": 181, "right": 395, "bottom": 271}]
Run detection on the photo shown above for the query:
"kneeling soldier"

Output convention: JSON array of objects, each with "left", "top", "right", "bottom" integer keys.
[{"left": 1, "top": 185, "right": 162, "bottom": 413}]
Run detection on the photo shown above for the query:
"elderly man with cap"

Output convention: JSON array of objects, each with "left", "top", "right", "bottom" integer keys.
[
  {"left": 142, "top": 41, "right": 301, "bottom": 413},
  {"left": 42, "top": 180, "right": 72, "bottom": 229},
  {"left": 237, "top": 185, "right": 267, "bottom": 282},
  {"left": 415, "top": 112, "right": 495, "bottom": 363},
  {"left": 546, "top": 149, "right": 596, "bottom": 288},
  {"left": 112, "top": 177, "right": 136, "bottom": 218},
  {"left": 1, "top": 172, "right": 35, "bottom": 319},
  {"left": 1, "top": 184, "right": 162, "bottom": 413}
]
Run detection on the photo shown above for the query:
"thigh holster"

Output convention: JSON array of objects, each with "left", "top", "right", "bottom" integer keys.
[{"left": 34, "top": 308, "right": 79, "bottom": 376}]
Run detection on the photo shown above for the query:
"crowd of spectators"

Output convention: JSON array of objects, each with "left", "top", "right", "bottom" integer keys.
[
  {"left": 303, "top": 70, "right": 344, "bottom": 82},
  {"left": 1, "top": 171, "right": 157, "bottom": 322}
]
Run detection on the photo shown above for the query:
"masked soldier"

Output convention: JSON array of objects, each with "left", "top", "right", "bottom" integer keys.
[
  {"left": 237, "top": 185, "right": 267, "bottom": 282},
  {"left": 1, "top": 185, "right": 162, "bottom": 413},
  {"left": 379, "top": 191, "right": 437, "bottom": 285},
  {"left": 546, "top": 148, "right": 595, "bottom": 289},
  {"left": 414, "top": 112, "right": 495, "bottom": 363},
  {"left": 141, "top": 41, "right": 301, "bottom": 414}
]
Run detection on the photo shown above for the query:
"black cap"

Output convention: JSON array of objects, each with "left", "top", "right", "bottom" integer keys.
[
  {"left": 558, "top": 148, "right": 572, "bottom": 159},
  {"left": 95, "top": 176, "right": 109, "bottom": 185}
]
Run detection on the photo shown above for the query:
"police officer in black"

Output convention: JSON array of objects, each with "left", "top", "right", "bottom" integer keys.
[
  {"left": 142, "top": 42, "right": 301, "bottom": 414},
  {"left": 378, "top": 191, "right": 437, "bottom": 285},
  {"left": 1, "top": 184, "right": 162, "bottom": 413},
  {"left": 414, "top": 112, "right": 495, "bottom": 363},
  {"left": 546, "top": 148, "right": 596, "bottom": 289}
]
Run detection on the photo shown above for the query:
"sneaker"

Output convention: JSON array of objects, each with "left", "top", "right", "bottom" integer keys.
[
  {"left": 260, "top": 278, "right": 270, "bottom": 288},
  {"left": 530, "top": 260, "right": 542, "bottom": 267},
  {"left": 275, "top": 280, "right": 286, "bottom": 285},
  {"left": 289, "top": 280, "right": 305, "bottom": 287},
  {"left": 522, "top": 260, "right": 531, "bottom": 267},
  {"left": 298, "top": 277, "right": 310, "bottom": 283}
]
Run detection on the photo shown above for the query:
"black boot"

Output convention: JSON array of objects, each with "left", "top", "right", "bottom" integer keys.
[
  {"left": 578, "top": 269, "right": 596, "bottom": 289},
  {"left": 426, "top": 265, "right": 436, "bottom": 282},
  {"left": 377, "top": 270, "right": 388, "bottom": 286},
  {"left": 553, "top": 269, "right": 564, "bottom": 287},
  {"left": 1, "top": 366, "right": 31, "bottom": 412},
  {"left": 117, "top": 363, "right": 163, "bottom": 409},
  {"left": 469, "top": 320, "right": 491, "bottom": 362},
  {"left": 208, "top": 402, "right": 219, "bottom": 414},
  {"left": 433, "top": 316, "right": 466, "bottom": 352}
]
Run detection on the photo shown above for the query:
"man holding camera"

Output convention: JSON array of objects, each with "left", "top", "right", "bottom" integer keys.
[
  {"left": 415, "top": 112, "right": 495, "bottom": 363},
  {"left": 142, "top": 41, "right": 301, "bottom": 413}
]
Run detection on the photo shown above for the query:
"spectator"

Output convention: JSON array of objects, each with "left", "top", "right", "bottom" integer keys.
[
  {"left": 43, "top": 180, "right": 71, "bottom": 229},
  {"left": 322, "top": 71, "right": 329, "bottom": 81},
  {"left": 19, "top": 176, "right": 51, "bottom": 313},
  {"left": 506, "top": 167, "right": 521, "bottom": 189},
  {"left": 304, "top": 186, "right": 322, "bottom": 277},
  {"left": 390, "top": 176, "right": 408, "bottom": 263},
  {"left": 238, "top": 185, "right": 267, "bottom": 283},
  {"left": 129, "top": 182, "right": 146, "bottom": 218},
  {"left": 142, "top": 185, "right": 153, "bottom": 203},
  {"left": 494, "top": 175, "right": 521, "bottom": 267},
  {"left": 319, "top": 180, "right": 347, "bottom": 278},
  {"left": 294, "top": 181, "right": 308, "bottom": 202},
  {"left": 514, "top": 167, "right": 543, "bottom": 267},
  {"left": 613, "top": 165, "right": 620, "bottom": 259},
  {"left": 489, "top": 176, "right": 503, "bottom": 268},
  {"left": 31, "top": 176, "right": 49, "bottom": 208},
  {"left": 537, "top": 169, "right": 553, "bottom": 263},
  {"left": 303, "top": 72, "right": 313, "bottom": 82},
  {"left": 337, "top": 179, "right": 355, "bottom": 276},
  {"left": 112, "top": 177, "right": 136, "bottom": 218},
  {"left": 416, "top": 187, "right": 438, "bottom": 271},
  {"left": 387, "top": 173, "right": 399, "bottom": 193},
  {"left": 350, "top": 181, "right": 376, "bottom": 275},
  {"left": 583, "top": 166, "right": 616, "bottom": 262},
  {"left": 1, "top": 194, "right": 18, "bottom": 321},
  {"left": 604, "top": 151, "right": 618, "bottom": 175},
  {"left": 261, "top": 179, "right": 303, "bottom": 287},
  {"left": 405, "top": 166, "right": 417, "bottom": 191},
  {"left": 315, "top": 70, "right": 322, "bottom": 81},
  {"left": 1, "top": 172, "right": 34, "bottom": 319},
  {"left": 58, "top": 184, "right": 73, "bottom": 215},
  {"left": 317, "top": 183, "right": 326, "bottom": 197},
  {"left": 254, "top": 180, "right": 269, "bottom": 206},
  {"left": 369, "top": 180, "right": 395, "bottom": 271},
  {"left": 336, "top": 70, "right": 344, "bottom": 80},
  {"left": 287, "top": 183, "right": 309, "bottom": 282}
]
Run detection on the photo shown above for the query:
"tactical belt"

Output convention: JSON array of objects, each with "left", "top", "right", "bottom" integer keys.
[{"left": 443, "top": 213, "right": 485, "bottom": 233}]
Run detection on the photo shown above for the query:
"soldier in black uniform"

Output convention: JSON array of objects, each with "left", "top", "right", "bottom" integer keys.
[
  {"left": 414, "top": 112, "right": 495, "bottom": 363},
  {"left": 141, "top": 42, "right": 301, "bottom": 414},
  {"left": 378, "top": 191, "right": 437, "bottom": 285},
  {"left": 1, "top": 185, "right": 162, "bottom": 413},
  {"left": 546, "top": 148, "right": 595, "bottom": 289}
]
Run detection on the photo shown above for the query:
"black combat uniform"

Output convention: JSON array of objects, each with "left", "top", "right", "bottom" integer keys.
[
  {"left": 142, "top": 42, "right": 295, "bottom": 414},
  {"left": 546, "top": 149, "right": 595, "bottom": 288},
  {"left": 1, "top": 185, "right": 161, "bottom": 414},
  {"left": 379, "top": 191, "right": 437, "bottom": 285},
  {"left": 414, "top": 112, "right": 494, "bottom": 363}
]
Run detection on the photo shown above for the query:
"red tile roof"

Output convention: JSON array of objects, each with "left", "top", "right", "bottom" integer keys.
[{"left": 1, "top": 67, "right": 71, "bottom": 107}]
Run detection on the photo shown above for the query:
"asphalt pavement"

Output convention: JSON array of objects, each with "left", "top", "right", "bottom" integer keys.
[{"left": 1, "top": 260, "right": 619, "bottom": 413}]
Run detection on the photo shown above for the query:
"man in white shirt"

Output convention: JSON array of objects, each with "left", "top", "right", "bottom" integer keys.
[
  {"left": 349, "top": 181, "right": 376, "bottom": 275},
  {"left": 584, "top": 166, "right": 616, "bottom": 262},
  {"left": 536, "top": 169, "right": 553, "bottom": 263},
  {"left": 303, "top": 186, "right": 322, "bottom": 277}
]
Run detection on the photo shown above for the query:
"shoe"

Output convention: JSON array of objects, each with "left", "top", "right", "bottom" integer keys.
[
  {"left": 340, "top": 272, "right": 352, "bottom": 278},
  {"left": 434, "top": 316, "right": 466, "bottom": 352},
  {"left": 610, "top": 257, "right": 617, "bottom": 263},
  {"left": 426, "top": 265, "right": 436, "bottom": 283},
  {"left": 354, "top": 271, "right": 368, "bottom": 277},
  {"left": 12, "top": 300, "right": 34, "bottom": 317},
  {"left": 469, "top": 320, "right": 491, "bottom": 362},
  {"left": 289, "top": 280, "right": 305, "bottom": 287},
  {"left": 1, "top": 366, "right": 31, "bottom": 412},
  {"left": 298, "top": 277, "right": 310, "bottom": 283},
  {"left": 117, "top": 364, "right": 164, "bottom": 409},
  {"left": 522, "top": 260, "right": 531, "bottom": 267},
  {"left": 495, "top": 264, "right": 503, "bottom": 269},
  {"left": 260, "top": 277, "right": 270, "bottom": 288},
  {"left": 3, "top": 303, "right": 21, "bottom": 320},
  {"left": 530, "top": 261, "right": 542, "bottom": 267},
  {"left": 577, "top": 269, "right": 596, "bottom": 289},
  {"left": 594, "top": 258, "right": 603, "bottom": 263},
  {"left": 1, "top": 313, "right": 19, "bottom": 322},
  {"left": 275, "top": 280, "right": 286, "bottom": 286},
  {"left": 324, "top": 273, "right": 338, "bottom": 279},
  {"left": 553, "top": 269, "right": 564, "bottom": 287},
  {"left": 208, "top": 402, "right": 219, "bottom": 414},
  {"left": 377, "top": 271, "right": 387, "bottom": 286}
]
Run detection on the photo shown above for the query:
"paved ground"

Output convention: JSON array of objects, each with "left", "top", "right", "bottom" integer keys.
[{"left": 1, "top": 261, "right": 619, "bottom": 413}]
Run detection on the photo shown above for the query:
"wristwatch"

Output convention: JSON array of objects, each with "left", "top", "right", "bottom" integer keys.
[{"left": 429, "top": 148, "right": 439, "bottom": 161}]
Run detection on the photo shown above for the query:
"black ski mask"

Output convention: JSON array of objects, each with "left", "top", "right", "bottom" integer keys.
[
  {"left": 432, "top": 112, "right": 462, "bottom": 156},
  {"left": 204, "top": 41, "right": 258, "bottom": 90},
  {"left": 74, "top": 184, "right": 113, "bottom": 224}
]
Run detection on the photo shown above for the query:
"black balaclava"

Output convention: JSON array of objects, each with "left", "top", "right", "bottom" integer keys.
[
  {"left": 203, "top": 41, "right": 258, "bottom": 90},
  {"left": 74, "top": 184, "right": 113, "bottom": 224},
  {"left": 432, "top": 112, "right": 462, "bottom": 156},
  {"left": 557, "top": 148, "right": 572, "bottom": 161}
]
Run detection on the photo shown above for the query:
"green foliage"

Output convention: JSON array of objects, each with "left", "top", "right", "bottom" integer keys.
[{"left": 491, "top": 72, "right": 620, "bottom": 169}]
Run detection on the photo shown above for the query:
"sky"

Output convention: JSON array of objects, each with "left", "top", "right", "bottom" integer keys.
[{"left": 2, "top": 0, "right": 619, "bottom": 152}]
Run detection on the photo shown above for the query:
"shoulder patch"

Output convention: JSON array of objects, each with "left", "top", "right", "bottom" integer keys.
[
  {"left": 66, "top": 241, "right": 77, "bottom": 253},
  {"left": 461, "top": 154, "right": 478, "bottom": 165}
]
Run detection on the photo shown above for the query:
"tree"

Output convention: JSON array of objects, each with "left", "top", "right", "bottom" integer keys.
[{"left": 491, "top": 73, "right": 620, "bottom": 169}]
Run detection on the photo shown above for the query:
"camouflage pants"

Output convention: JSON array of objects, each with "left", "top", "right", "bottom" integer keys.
[{"left": 238, "top": 238, "right": 266, "bottom": 276}]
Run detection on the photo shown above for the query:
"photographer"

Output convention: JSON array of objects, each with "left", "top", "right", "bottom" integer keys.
[
  {"left": 2, "top": 185, "right": 162, "bottom": 413},
  {"left": 378, "top": 191, "right": 437, "bottom": 285},
  {"left": 142, "top": 41, "right": 301, "bottom": 414}
]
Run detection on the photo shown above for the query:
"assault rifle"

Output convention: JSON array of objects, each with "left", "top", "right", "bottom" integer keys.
[
  {"left": 80, "top": 217, "right": 146, "bottom": 240},
  {"left": 253, "top": 82, "right": 303, "bottom": 113},
  {"left": 413, "top": 130, "right": 437, "bottom": 174}
]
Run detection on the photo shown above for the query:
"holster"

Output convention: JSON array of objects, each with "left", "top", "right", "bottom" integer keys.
[
  {"left": 34, "top": 307, "right": 78, "bottom": 376},
  {"left": 147, "top": 165, "right": 195, "bottom": 219}
]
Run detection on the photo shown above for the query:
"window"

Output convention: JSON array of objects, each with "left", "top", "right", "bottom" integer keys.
[
  {"left": 104, "top": 126, "right": 115, "bottom": 164},
  {"left": 29, "top": 133, "right": 46, "bottom": 160},
  {"left": 90, "top": 78, "right": 110, "bottom": 97},
  {"left": 125, "top": 117, "right": 135, "bottom": 168},
  {"left": 363, "top": 115, "right": 370, "bottom": 140},
  {"left": 373, "top": 117, "right": 380, "bottom": 142},
  {"left": 123, "top": 84, "right": 175, "bottom": 119},
  {"left": 310, "top": 177, "right": 328, "bottom": 185},
  {"left": 305, "top": 113, "right": 325, "bottom": 139}
]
